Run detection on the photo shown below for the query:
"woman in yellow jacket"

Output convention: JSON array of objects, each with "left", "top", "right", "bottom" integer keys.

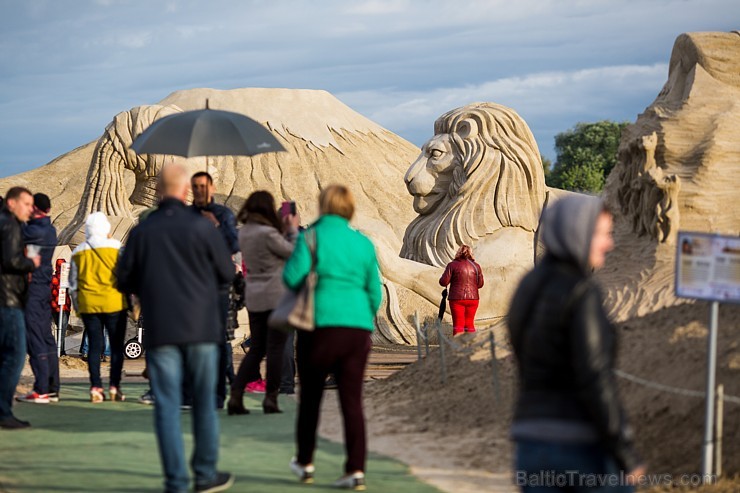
[{"left": 69, "top": 212, "right": 128, "bottom": 403}]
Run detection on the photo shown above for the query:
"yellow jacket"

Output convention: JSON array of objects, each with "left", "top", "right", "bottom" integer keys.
[{"left": 69, "top": 213, "right": 126, "bottom": 314}]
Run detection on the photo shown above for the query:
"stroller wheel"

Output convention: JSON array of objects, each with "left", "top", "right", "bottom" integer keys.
[{"left": 124, "top": 339, "right": 143, "bottom": 359}]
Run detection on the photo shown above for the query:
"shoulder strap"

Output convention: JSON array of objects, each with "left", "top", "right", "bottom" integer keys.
[
  {"left": 304, "top": 229, "right": 318, "bottom": 272},
  {"left": 85, "top": 240, "right": 117, "bottom": 276}
]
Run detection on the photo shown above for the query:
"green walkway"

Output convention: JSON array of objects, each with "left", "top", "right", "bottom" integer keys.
[{"left": 0, "top": 383, "right": 441, "bottom": 493}]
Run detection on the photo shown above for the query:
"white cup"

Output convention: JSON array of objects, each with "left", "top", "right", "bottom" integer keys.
[{"left": 26, "top": 244, "right": 40, "bottom": 258}]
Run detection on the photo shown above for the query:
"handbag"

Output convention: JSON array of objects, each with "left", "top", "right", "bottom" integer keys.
[{"left": 268, "top": 229, "right": 317, "bottom": 332}]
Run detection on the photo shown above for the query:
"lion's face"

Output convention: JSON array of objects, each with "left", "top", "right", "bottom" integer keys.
[{"left": 404, "top": 134, "right": 458, "bottom": 214}]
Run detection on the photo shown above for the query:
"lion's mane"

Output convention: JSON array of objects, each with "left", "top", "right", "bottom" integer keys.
[
  {"left": 59, "top": 104, "right": 181, "bottom": 244},
  {"left": 400, "top": 102, "right": 546, "bottom": 267}
]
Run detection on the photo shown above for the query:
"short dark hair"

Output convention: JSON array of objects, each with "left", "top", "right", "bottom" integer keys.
[
  {"left": 33, "top": 193, "right": 51, "bottom": 212},
  {"left": 191, "top": 171, "right": 213, "bottom": 184},
  {"left": 5, "top": 186, "right": 32, "bottom": 203}
]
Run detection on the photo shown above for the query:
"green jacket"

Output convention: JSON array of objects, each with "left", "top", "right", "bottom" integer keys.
[{"left": 283, "top": 215, "right": 382, "bottom": 331}]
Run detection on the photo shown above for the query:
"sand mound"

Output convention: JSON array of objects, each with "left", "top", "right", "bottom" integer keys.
[{"left": 358, "top": 302, "right": 739, "bottom": 492}]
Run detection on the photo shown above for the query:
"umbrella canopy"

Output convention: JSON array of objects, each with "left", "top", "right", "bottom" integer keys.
[{"left": 130, "top": 108, "right": 285, "bottom": 157}]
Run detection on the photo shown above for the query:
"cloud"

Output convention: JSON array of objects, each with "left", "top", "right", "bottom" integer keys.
[
  {"left": 1, "top": 0, "right": 737, "bottom": 177},
  {"left": 345, "top": 0, "right": 409, "bottom": 15},
  {"left": 337, "top": 63, "right": 668, "bottom": 155}
]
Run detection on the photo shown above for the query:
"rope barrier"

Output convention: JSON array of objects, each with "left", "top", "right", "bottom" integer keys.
[
  {"left": 414, "top": 316, "right": 740, "bottom": 407},
  {"left": 615, "top": 369, "right": 740, "bottom": 405}
]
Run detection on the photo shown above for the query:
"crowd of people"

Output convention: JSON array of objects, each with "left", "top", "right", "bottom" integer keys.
[{"left": 0, "top": 167, "right": 643, "bottom": 492}]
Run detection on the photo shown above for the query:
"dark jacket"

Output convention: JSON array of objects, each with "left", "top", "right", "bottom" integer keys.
[
  {"left": 439, "top": 258, "right": 484, "bottom": 300},
  {"left": 116, "top": 198, "right": 234, "bottom": 348},
  {"left": 0, "top": 209, "right": 35, "bottom": 308},
  {"left": 193, "top": 200, "right": 239, "bottom": 255},
  {"left": 23, "top": 215, "right": 57, "bottom": 291},
  {"left": 508, "top": 194, "right": 640, "bottom": 473}
]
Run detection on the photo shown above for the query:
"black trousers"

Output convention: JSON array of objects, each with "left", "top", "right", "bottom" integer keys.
[
  {"left": 296, "top": 327, "right": 371, "bottom": 473},
  {"left": 232, "top": 310, "right": 288, "bottom": 395}
]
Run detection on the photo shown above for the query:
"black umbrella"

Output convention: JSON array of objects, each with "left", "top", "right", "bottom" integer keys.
[
  {"left": 130, "top": 103, "right": 285, "bottom": 158},
  {"left": 437, "top": 288, "right": 448, "bottom": 322}
]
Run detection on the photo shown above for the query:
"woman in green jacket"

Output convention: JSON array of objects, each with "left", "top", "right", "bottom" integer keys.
[{"left": 284, "top": 185, "right": 382, "bottom": 491}]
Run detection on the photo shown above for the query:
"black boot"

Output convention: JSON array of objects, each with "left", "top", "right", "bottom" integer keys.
[
  {"left": 263, "top": 391, "right": 282, "bottom": 414},
  {"left": 227, "top": 390, "right": 249, "bottom": 416}
]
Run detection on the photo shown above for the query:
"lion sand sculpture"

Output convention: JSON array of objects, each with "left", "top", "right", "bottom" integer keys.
[
  {"left": 378, "top": 102, "right": 549, "bottom": 328},
  {"left": 51, "top": 91, "right": 550, "bottom": 343}
]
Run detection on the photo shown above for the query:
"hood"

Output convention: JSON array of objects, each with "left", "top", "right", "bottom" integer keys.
[
  {"left": 85, "top": 212, "right": 111, "bottom": 240},
  {"left": 541, "top": 195, "right": 603, "bottom": 272}
]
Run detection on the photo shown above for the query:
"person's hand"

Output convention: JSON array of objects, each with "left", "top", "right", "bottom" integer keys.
[
  {"left": 283, "top": 213, "right": 300, "bottom": 231},
  {"left": 625, "top": 465, "right": 647, "bottom": 485},
  {"left": 201, "top": 210, "right": 220, "bottom": 227},
  {"left": 31, "top": 255, "right": 41, "bottom": 268}
]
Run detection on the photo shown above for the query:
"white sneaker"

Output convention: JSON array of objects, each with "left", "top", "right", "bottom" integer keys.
[
  {"left": 289, "top": 457, "right": 315, "bottom": 483},
  {"left": 334, "top": 471, "right": 366, "bottom": 491}
]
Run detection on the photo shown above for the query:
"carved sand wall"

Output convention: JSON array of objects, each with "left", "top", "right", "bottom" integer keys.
[{"left": 601, "top": 31, "right": 740, "bottom": 320}]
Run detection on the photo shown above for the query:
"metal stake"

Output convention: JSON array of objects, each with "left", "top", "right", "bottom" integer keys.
[{"left": 701, "top": 301, "right": 719, "bottom": 483}]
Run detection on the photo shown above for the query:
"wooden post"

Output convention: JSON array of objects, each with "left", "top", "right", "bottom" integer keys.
[
  {"left": 415, "top": 311, "right": 421, "bottom": 361},
  {"left": 715, "top": 384, "right": 724, "bottom": 478},
  {"left": 437, "top": 322, "right": 447, "bottom": 384}
]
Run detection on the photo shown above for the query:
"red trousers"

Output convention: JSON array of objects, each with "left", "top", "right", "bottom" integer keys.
[{"left": 449, "top": 299, "right": 479, "bottom": 335}]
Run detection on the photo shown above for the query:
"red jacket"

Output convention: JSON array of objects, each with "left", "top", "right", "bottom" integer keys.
[
  {"left": 50, "top": 259, "right": 71, "bottom": 313},
  {"left": 439, "top": 259, "right": 484, "bottom": 300}
]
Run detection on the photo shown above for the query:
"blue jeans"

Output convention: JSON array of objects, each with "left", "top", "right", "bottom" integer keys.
[
  {"left": 515, "top": 439, "right": 634, "bottom": 492},
  {"left": 147, "top": 343, "right": 220, "bottom": 493},
  {"left": 0, "top": 307, "right": 27, "bottom": 419},
  {"left": 81, "top": 328, "right": 111, "bottom": 357},
  {"left": 80, "top": 311, "right": 126, "bottom": 389}
]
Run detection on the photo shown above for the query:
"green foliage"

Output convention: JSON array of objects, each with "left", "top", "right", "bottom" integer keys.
[
  {"left": 540, "top": 155, "right": 552, "bottom": 182},
  {"left": 549, "top": 120, "right": 629, "bottom": 193}
]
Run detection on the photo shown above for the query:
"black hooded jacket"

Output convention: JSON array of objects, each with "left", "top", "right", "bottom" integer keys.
[{"left": 507, "top": 196, "right": 641, "bottom": 473}]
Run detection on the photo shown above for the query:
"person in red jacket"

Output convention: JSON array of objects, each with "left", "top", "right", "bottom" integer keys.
[
  {"left": 50, "top": 258, "right": 71, "bottom": 356},
  {"left": 439, "top": 245, "right": 484, "bottom": 336}
]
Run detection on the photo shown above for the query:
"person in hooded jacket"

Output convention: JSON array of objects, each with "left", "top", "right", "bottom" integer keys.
[
  {"left": 508, "top": 195, "right": 645, "bottom": 492},
  {"left": 69, "top": 212, "right": 128, "bottom": 403}
]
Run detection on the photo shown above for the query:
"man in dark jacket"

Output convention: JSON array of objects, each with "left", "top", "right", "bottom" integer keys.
[
  {"left": 0, "top": 187, "right": 41, "bottom": 429},
  {"left": 117, "top": 164, "right": 235, "bottom": 493},
  {"left": 508, "top": 195, "right": 644, "bottom": 491},
  {"left": 191, "top": 171, "right": 238, "bottom": 409},
  {"left": 17, "top": 193, "right": 60, "bottom": 404}
]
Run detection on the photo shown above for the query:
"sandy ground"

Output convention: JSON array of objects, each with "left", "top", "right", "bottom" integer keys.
[
  {"left": 35, "top": 300, "right": 739, "bottom": 493},
  {"left": 319, "top": 302, "right": 740, "bottom": 493}
]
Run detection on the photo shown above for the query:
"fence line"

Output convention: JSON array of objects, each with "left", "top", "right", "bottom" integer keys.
[{"left": 413, "top": 312, "right": 740, "bottom": 407}]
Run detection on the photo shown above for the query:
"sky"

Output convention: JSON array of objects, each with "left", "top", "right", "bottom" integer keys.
[{"left": 1, "top": 0, "right": 738, "bottom": 178}]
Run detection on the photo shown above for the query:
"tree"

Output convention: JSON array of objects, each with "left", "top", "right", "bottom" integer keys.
[
  {"left": 540, "top": 155, "right": 552, "bottom": 182},
  {"left": 548, "top": 120, "right": 629, "bottom": 193}
]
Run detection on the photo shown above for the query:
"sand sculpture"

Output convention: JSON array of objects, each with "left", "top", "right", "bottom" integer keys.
[
  {"left": 601, "top": 31, "right": 740, "bottom": 320},
  {"left": 376, "top": 102, "right": 551, "bottom": 336},
  {"left": 58, "top": 104, "right": 185, "bottom": 245},
  {"left": 400, "top": 103, "right": 547, "bottom": 267},
  {"left": 39, "top": 92, "right": 551, "bottom": 344}
]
